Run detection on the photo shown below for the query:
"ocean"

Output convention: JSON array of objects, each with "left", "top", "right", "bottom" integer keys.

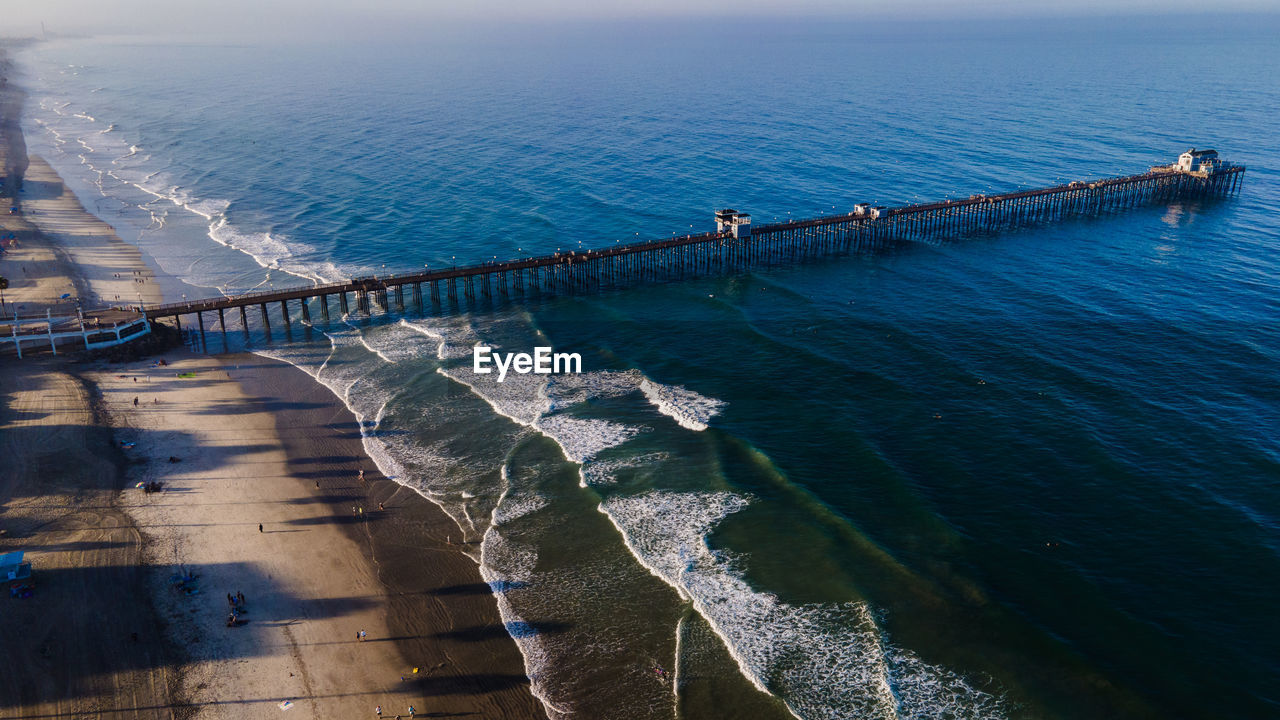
[{"left": 16, "top": 17, "right": 1280, "bottom": 718}]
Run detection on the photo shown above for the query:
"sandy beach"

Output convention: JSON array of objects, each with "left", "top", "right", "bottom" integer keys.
[
  {"left": 87, "top": 352, "right": 542, "bottom": 718},
  {"left": 1, "top": 46, "right": 542, "bottom": 720}
]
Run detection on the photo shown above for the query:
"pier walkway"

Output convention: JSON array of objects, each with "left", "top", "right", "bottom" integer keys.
[{"left": 136, "top": 154, "right": 1244, "bottom": 350}]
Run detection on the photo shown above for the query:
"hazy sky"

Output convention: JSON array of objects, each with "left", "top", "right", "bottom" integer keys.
[{"left": 4, "top": 0, "right": 1277, "bottom": 38}]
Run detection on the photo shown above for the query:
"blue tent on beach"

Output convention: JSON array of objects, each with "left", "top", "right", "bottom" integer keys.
[{"left": 1, "top": 550, "right": 31, "bottom": 582}]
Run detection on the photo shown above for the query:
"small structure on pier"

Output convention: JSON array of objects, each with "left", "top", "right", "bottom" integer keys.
[
  {"left": 1176, "top": 148, "right": 1218, "bottom": 173},
  {"left": 1165, "top": 148, "right": 1239, "bottom": 177},
  {"left": 715, "top": 209, "right": 752, "bottom": 238}
]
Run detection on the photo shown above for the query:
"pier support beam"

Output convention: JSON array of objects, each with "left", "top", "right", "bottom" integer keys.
[
  {"left": 196, "top": 311, "right": 207, "bottom": 353},
  {"left": 260, "top": 304, "right": 271, "bottom": 336},
  {"left": 339, "top": 292, "right": 350, "bottom": 316},
  {"left": 280, "top": 300, "right": 291, "bottom": 327},
  {"left": 240, "top": 306, "right": 249, "bottom": 340}
]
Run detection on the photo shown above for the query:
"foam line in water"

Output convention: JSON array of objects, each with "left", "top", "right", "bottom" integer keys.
[
  {"left": 599, "top": 491, "right": 1008, "bottom": 720},
  {"left": 672, "top": 613, "right": 685, "bottom": 716},
  {"left": 24, "top": 95, "right": 346, "bottom": 288},
  {"left": 639, "top": 378, "right": 726, "bottom": 431},
  {"left": 480, "top": 473, "right": 567, "bottom": 720}
]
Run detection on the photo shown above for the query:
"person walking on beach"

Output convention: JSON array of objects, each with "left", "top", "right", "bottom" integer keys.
[
  {"left": 259, "top": 523, "right": 263, "bottom": 533},
  {"left": 407, "top": 705, "right": 415, "bottom": 717},
  {"left": 358, "top": 469, "right": 365, "bottom": 484},
  {"left": 375, "top": 705, "right": 382, "bottom": 717}
]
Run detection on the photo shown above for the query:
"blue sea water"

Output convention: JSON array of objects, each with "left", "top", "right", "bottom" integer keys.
[{"left": 16, "top": 17, "right": 1280, "bottom": 718}]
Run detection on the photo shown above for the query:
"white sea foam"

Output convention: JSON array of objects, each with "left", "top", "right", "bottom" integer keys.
[
  {"left": 535, "top": 414, "right": 644, "bottom": 463},
  {"left": 639, "top": 378, "right": 727, "bottom": 431},
  {"left": 440, "top": 365, "right": 551, "bottom": 427},
  {"left": 207, "top": 216, "right": 344, "bottom": 285},
  {"left": 351, "top": 320, "right": 442, "bottom": 365},
  {"left": 580, "top": 452, "right": 671, "bottom": 487},
  {"left": 492, "top": 494, "right": 549, "bottom": 526},
  {"left": 438, "top": 363, "right": 646, "bottom": 464},
  {"left": 544, "top": 369, "right": 646, "bottom": 409},
  {"left": 601, "top": 491, "right": 1007, "bottom": 720},
  {"left": 342, "top": 317, "right": 396, "bottom": 364},
  {"left": 479, "top": 525, "right": 569, "bottom": 720},
  {"left": 401, "top": 318, "right": 479, "bottom": 360}
]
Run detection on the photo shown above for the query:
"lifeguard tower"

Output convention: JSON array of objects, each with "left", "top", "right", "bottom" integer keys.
[{"left": 2, "top": 550, "right": 32, "bottom": 597}]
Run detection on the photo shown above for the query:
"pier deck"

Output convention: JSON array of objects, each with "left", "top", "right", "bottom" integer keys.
[{"left": 131, "top": 160, "right": 1244, "bottom": 351}]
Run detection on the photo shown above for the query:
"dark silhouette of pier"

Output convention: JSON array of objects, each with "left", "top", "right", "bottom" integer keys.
[{"left": 138, "top": 153, "right": 1244, "bottom": 351}]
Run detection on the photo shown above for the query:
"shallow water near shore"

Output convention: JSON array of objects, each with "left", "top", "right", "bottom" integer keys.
[{"left": 16, "top": 18, "right": 1280, "bottom": 718}]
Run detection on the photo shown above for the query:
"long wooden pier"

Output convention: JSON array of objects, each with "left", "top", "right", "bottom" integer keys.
[{"left": 138, "top": 153, "right": 1244, "bottom": 350}]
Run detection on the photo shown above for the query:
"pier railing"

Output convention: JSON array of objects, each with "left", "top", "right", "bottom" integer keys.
[{"left": 132, "top": 162, "right": 1244, "bottom": 351}]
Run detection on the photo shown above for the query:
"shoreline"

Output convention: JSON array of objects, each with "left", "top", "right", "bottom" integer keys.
[{"left": 1, "top": 45, "right": 543, "bottom": 719}]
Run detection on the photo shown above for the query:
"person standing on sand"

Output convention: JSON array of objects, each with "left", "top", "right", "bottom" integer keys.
[
  {"left": 258, "top": 523, "right": 263, "bottom": 533},
  {"left": 375, "top": 705, "right": 382, "bottom": 717}
]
